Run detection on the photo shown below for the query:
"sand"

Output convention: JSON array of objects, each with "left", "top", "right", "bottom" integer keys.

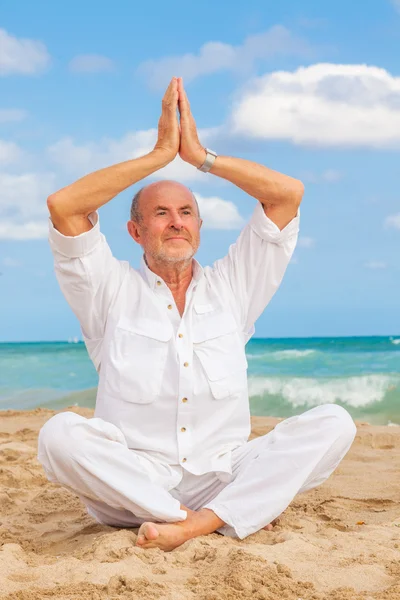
[{"left": 0, "top": 407, "right": 398, "bottom": 600}]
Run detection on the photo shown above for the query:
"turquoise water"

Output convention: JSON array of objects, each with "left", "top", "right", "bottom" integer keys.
[{"left": 0, "top": 337, "right": 399, "bottom": 425}]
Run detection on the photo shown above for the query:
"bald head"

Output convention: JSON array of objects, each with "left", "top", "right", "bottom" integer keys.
[
  {"left": 130, "top": 180, "right": 200, "bottom": 223},
  {"left": 127, "top": 179, "right": 202, "bottom": 266}
]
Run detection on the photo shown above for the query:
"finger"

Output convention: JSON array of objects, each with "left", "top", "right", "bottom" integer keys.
[
  {"left": 178, "top": 78, "right": 190, "bottom": 116},
  {"left": 167, "top": 76, "right": 177, "bottom": 94},
  {"left": 162, "top": 77, "right": 178, "bottom": 109},
  {"left": 162, "top": 78, "right": 174, "bottom": 101}
]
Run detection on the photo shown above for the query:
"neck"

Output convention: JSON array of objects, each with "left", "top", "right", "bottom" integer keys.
[{"left": 144, "top": 254, "right": 194, "bottom": 295}]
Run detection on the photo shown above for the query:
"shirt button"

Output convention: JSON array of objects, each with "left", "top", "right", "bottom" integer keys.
[
  {"left": 167, "top": 304, "right": 173, "bottom": 310},
  {"left": 182, "top": 397, "right": 188, "bottom": 403},
  {"left": 182, "top": 458, "right": 187, "bottom": 463},
  {"left": 180, "top": 427, "right": 186, "bottom": 432},
  {"left": 156, "top": 281, "right": 162, "bottom": 286},
  {"left": 184, "top": 362, "right": 189, "bottom": 367},
  {"left": 178, "top": 333, "right": 183, "bottom": 338}
]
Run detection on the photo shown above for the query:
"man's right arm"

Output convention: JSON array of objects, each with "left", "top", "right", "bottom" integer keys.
[
  {"left": 47, "top": 77, "right": 180, "bottom": 236},
  {"left": 47, "top": 150, "right": 172, "bottom": 236}
]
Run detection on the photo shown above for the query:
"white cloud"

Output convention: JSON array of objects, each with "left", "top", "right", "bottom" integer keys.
[
  {"left": 2, "top": 257, "right": 22, "bottom": 267},
  {"left": 364, "top": 261, "right": 387, "bottom": 270},
  {"left": 47, "top": 127, "right": 220, "bottom": 183},
  {"left": 48, "top": 131, "right": 157, "bottom": 174},
  {"left": 0, "top": 172, "right": 56, "bottom": 240},
  {"left": 138, "top": 26, "right": 312, "bottom": 89},
  {"left": 194, "top": 193, "right": 245, "bottom": 229},
  {"left": 0, "top": 221, "right": 49, "bottom": 240},
  {"left": 385, "top": 213, "right": 400, "bottom": 230},
  {"left": 230, "top": 63, "right": 400, "bottom": 148},
  {"left": 301, "top": 169, "right": 342, "bottom": 184},
  {"left": 69, "top": 54, "right": 116, "bottom": 73},
  {"left": 298, "top": 236, "right": 315, "bottom": 248},
  {"left": 0, "top": 28, "right": 51, "bottom": 76},
  {"left": 0, "top": 109, "right": 28, "bottom": 123},
  {"left": 0, "top": 140, "right": 24, "bottom": 166}
]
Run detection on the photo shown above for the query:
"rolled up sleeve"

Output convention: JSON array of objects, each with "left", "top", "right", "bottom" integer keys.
[
  {"left": 48, "top": 211, "right": 128, "bottom": 371},
  {"left": 48, "top": 211, "right": 102, "bottom": 258},
  {"left": 249, "top": 200, "right": 300, "bottom": 244},
  {"left": 210, "top": 201, "right": 300, "bottom": 338}
]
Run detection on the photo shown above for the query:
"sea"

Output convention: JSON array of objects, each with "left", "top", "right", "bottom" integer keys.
[{"left": 0, "top": 336, "right": 399, "bottom": 426}]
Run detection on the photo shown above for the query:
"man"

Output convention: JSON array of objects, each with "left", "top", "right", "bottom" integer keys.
[{"left": 38, "top": 77, "right": 356, "bottom": 552}]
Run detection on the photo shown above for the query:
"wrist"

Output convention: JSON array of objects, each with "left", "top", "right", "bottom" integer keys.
[
  {"left": 150, "top": 148, "right": 176, "bottom": 168},
  {"left": 192, "top": 148, "right": 207, "bottom": 169}
]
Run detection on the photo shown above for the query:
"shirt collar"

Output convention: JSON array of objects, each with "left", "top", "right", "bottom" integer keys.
[{"left": 139, "top": 255, "right": 204, "bottom": 291}]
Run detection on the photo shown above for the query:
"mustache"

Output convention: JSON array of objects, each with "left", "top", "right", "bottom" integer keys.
[{"left": 163, "top": 230, "right": 191, "bottom": 241}]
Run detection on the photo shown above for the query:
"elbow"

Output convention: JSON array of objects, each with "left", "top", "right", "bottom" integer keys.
[
  {"left": 47, "top": 192, "right": 65, "bottom": 214},
  {"left": 47, "top": 193, "right": 57, "bottom": 210},
  {"left": 293, "top": 180, "right": 304, "bottom": 207}
]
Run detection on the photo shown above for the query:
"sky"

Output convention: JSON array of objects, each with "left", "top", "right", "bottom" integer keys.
[{"left": 1, "top": 0, "right": 400, "bottom": 341}]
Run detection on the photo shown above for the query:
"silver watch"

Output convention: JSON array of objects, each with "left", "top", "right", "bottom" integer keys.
[{"left": 198, "top": 148, "right": 218, "bottom": 173}]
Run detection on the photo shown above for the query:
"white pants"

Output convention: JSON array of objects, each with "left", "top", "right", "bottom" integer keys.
[{"left": 37, "top": 404, "right": 356, "bottom": 540}]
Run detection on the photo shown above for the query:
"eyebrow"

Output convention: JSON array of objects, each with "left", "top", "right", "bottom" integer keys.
[{"left": 154, "top": 205, "right": 193, "bottom": 212}]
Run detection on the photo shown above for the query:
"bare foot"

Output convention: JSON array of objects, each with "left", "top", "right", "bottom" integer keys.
[
  {"left": 136, "top": 521, "right": 191, "bottom": 551},
  {"left": 136, "top": 508, "right": 225, "bottom": 552},
  {"left": 135, "top": 513, "right": 279, "bottom": 551}
]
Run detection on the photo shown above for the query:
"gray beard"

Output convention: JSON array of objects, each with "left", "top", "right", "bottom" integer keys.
[{"left": 145, "top": 244, "right": 197, "bottom": 265}]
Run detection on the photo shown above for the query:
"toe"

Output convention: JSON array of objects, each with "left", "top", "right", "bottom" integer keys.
[
  {"left": 144, "top": 522, "right": 159, "bottom": 541},
  {"left": 137, "top": 521, "right": 159, "bottom": 544}
]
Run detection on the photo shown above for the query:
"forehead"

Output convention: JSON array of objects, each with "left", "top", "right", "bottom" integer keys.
[{"left": 141, "top": 184, "right": 196, "bottom": 212}]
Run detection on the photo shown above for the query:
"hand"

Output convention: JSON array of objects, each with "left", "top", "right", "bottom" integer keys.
[
  {"left": 177, "top": 78, "right": 207, "bottom": 168},
  {"left": 153, "top": 78, "right": 180, "bottom": 162}
]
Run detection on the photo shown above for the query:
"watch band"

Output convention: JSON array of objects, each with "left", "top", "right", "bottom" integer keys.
[{"left": 198, "top": 148, "right": 218, "bottom": 173}]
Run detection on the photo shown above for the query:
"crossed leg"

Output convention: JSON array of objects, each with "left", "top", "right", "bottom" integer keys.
[
  {"left": 135, "top": 404, "right": 356, "bottom": 550},
  {"left": 38, "top": 404, "right": 356, "bottom": 552}
]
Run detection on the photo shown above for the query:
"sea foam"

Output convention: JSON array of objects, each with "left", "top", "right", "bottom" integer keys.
[{"left": 248, "top": 373, "right": 400, "bottom": 408}]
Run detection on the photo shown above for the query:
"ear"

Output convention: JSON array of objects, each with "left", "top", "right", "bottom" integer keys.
[{"left": 127, "top": 220, "right": 141, "bottom": 244}]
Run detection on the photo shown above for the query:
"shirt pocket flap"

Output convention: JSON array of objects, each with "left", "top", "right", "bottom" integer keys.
[
  {"left": 116, "top": 317, "right": 173, "bottom": 342},
  {"left": 192, "top": 311, "right": 248, "bottom": 397},
  {"left": 192, "top": 311, "right": 238, "bottom": 344}
]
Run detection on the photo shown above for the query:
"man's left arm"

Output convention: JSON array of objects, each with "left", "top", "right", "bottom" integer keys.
[
  {"left": 199, "top": 155, "right": 303, "bottom": 230},
  {"left": 177, "top": 77, "right": 304, "bottom": 229}
]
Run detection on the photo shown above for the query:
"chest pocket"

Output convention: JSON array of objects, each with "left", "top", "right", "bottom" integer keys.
[
  {"left": 104, "top": 316, "right": 172, "bottom": 404},
  {"left": 192, "top": 309, "right": 248, "bottom": 400}
]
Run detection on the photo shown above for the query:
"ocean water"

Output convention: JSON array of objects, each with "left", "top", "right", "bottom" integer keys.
[{"left": 0, "top": 337, "right": 399, "bottom": 425}]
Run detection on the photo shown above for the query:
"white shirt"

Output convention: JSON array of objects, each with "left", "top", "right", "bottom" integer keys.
[{"left": 48, "top": 201, "right": 299, "bottom": 477}]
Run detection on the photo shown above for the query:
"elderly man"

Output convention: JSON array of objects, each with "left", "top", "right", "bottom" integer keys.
[{"left": 38, "top": 77, "right": 356, "bottom": 552}]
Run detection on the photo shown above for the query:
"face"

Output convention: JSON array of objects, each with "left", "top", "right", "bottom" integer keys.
[{"left": 128, "top": 181, "right": 202, "bottom": 264}]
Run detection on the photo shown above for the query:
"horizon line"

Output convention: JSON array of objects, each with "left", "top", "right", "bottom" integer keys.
[{"left": 1, "top": 334, "right": 400, "bottom": 344}]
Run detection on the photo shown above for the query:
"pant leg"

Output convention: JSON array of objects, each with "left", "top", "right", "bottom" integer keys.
[
  {"left": 203, "top": 404, "right": 357, "bottom": 540},
  {"left": 37, "top": 411, "right": 187, "bottom": 526}
]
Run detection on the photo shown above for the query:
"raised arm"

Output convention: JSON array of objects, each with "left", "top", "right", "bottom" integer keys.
[
  {"left": 177, "top": 77, "right": 304, "bottom": 230},
  {"left": 47, "top": 77, "right": 181, "bottom": 236}
]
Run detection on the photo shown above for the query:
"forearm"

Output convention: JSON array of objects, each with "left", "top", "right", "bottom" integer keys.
[
  {"left": 208, "top": 155, "right": 304, "bottom": 208},
  {"left": 47, "top": 150, "right": 171, "bottom": 217}
]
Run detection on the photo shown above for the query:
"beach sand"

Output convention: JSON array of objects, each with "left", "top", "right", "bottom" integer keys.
[{"left": 0, "top": 407, "right": 399, "bottom": 599}]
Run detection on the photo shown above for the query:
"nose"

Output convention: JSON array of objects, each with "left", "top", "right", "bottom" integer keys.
[{"left": 169, "top": 212, "right": 184, "bottom": 230}]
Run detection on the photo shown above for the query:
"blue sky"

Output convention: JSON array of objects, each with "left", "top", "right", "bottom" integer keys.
[{"left": 1, "top": 0, "right": 400, "bottom": 341}]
